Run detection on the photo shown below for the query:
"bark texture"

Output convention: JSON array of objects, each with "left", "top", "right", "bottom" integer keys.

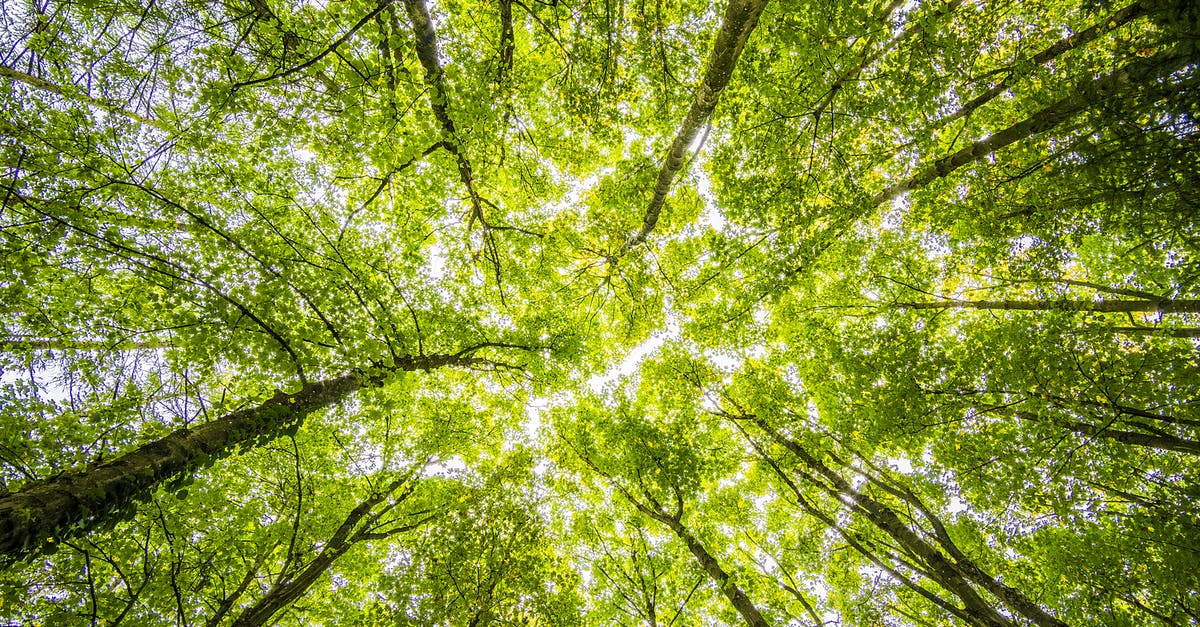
[
  {"left": 0, "top": 352, "right": 486, "bottom": 559},
  {"left": 874, "top": 42, "right": 1198, "bottom": 206},
  {"left": 623, "top": 0, "right": 770, "bottom": 253},
  {"left": 0, "top": 375, "right": 359, "bottom": 558},
  {"left": 898, "top": 298, "right": 1200, "bottom": 314},
  {"left": 403, "top": 0, "right": 486, "bottom": 222}
]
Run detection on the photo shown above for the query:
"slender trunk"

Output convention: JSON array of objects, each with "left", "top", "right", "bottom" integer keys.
[
  {"left": 898, "top": 298, "right": 1200, "bottom": 314},
  {"left": 752, "top": 416, "right": 1069, "bottom": 627},
  {"left": 229, "top": 477, "right": 426, "bottom": 627},
  {"left": 1020, "top": 413, "right": 1200, "bottom": 456},
  {"left": 874, "top": 42, "right": 1198, "bottom": 206},
  {"left": 0, "top": 353, "right": 481, "bottom": 559},
  {"left": 0, "top": 64, "right": 172, "bottom": 132},
  {"left": 2, "top": 187, "right": 192, "bottom": 233},
  {"left": 1, "top": 337, "right": 170, "bottom": 352},
  {"left": 726, "top": 417, "right": 994, "bottom": 626},
  {"left": 570, "top": 446, "right": 770, "bottom": 627},
  {"left": 496, "top": 0, "right": 514, "bottom": 85},
  {"left": 931, "top": 0, "right": 1148, "bottom": 131},
  {"left": 205, "top": 562, "right": 262, "bottom": 627},
  {"left": 623, "top": 0, "right": 770, "bottom": 253},
  {"left": 660, "top": 516, "right": 770, "bottom": 627},
  {"left": 403, "top": 0, "right": 486, "bottom": 223},
  {"left": 1112, "top": 326, "right": 1200, "bottom": 338}
]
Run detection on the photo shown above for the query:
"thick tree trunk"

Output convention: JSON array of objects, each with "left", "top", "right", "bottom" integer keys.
[
  {"left": 874, "top": 42, "right": 1198, "bottom": 206},
  {"left": 0, "top": 352, "right": 483, "bottom": 559},
  {"left": 623, "top": 0, "right": 770, "bottom": 253},
  {"left": 1112, "top": 326, "right": 1200, "bottom": 338},
  {"left": 0, "top": 375, "right": 360, "bottom": 559},
  {"left": 898, "top": 298, "right": 1200, "bottom": 314},
  {"left": 1, "top": 337, "right": 170, "bottom": 352}
]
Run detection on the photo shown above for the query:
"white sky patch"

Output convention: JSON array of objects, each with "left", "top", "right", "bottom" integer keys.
[
  {"left": 1010, "top": 234, "right": 1041, "bottom": 254},
  {"left": 695, "top": 163, "right": 727, "bottom": 233},
  {"left": 781, "top": 365, "right": 805, "bottom": 394},
  {"left": 921, "top": 232, "right": 952, "bottom": 260},
  {"left": 947, "top": 495, "right": 970, "bottom": 515},
  {"left": 542, "top": 169, "right": 609, "bottom": 220},
  {"left": 423, "top": 455, "right": 466, "bottom": 477},
  {"left": 0, "top": 361, "right": 72, "bottom": 404},
  {"left": 880, "top": 193, "right": 908, "bottom": 231},
  {"left": 521, "top": 392, "right": 572, "bottom": 444},
  {"left": 888, "top": 456, "right": 914, "bottom": 474},
  {"left": 586, "top": 332, "right": 669, "bottom": 393},
  {"left": 705, "top": 350, "right": 742, "bottom": 372},
  {"left": 425, "top": 236, "right": 448, "bottom": 280},
  {"left": 622, "top": 122, "right": 642, "bottom": 159},
  {"left": 586, "top": 302, "right": 683, "bottom": 393}
]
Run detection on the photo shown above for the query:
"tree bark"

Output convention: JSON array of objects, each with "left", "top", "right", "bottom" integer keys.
[
  {"left": 874, "top": 42, "right": 1199, "bottom": 206},
  {"left": 0, "top": 353, "right": 484, "bottom": 559},
  {"left": 622, "top": 0, "right": 770, "bottom": 253},
  {"left": 659, "top": 516, "right": 771, "bottom": 627},
  {"left": 751, "top": 416, "right": 1069, "bottom": 627},
  {"left": 403, "top": 0, "right": 486, "bottom": 224},
  {"left": 0, "top": 375, "right": 358, "bottom": 559},
  {"left": 1112, "top": 326, "right": 1200, "bottom": 338},
  {"left": 898, "top": 298, "right": 1200, "bottom": 314},
  {"left": 229, "top": 477, "right": 428, "bottom": 626}
]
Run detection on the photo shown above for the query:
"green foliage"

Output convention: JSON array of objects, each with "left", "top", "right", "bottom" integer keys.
[{"left": 2, "top": 0, "right": 1198, "bottom": 623}]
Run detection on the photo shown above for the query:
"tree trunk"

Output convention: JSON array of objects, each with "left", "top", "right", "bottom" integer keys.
[
  {"left": 573, "top": 448, "right": 771, "bottom": 627},
  {"left": 0, "top": 64, "right": 172, "bottom": 132},
  {"left": 731, "top": 417, "right": 991, "bottom": 626},
  {"left": 1019, "top": 413, "right": 1200, "bottom": 456},
  {"left": 751, "top": 416, "right": 1069, "bottom": 627},
  {"left": 0, "top": 375, "right": 359, "bottom": 559},
  {"left": 623, "top": 0, "right": 770, "bottom": 253},
  {"left": 930, "top": 0, "right": 1148, "bottom": 131},
  {"left": 229, "top": 477, "right": 426, "bottom": 626},
  {"left": 898, "top": 298, "right": 1200, "bottom": 314},
  {"left": 661, "top": 516, "right": 771, "bottom": 627},
  {"left": 403, "top": 0, "right": 485, "bottom": 221},
  {"left": 874, "top": 42, "right": 1198, "bottom": 206},
  {"left": 0, "top": 352, "right": 482, "bottom": 559},
  {"left": 1112, "top": 326, "right": 1200, "bottom": 338}
]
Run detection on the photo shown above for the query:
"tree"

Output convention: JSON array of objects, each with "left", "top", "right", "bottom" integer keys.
[{"left": 2, "top": 0, "right": 1198, "bottom": 623}]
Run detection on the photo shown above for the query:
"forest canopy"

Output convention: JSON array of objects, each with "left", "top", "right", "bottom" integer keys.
[{"left": 1, "top": 0, "right": 1198, "bottom": 623}]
